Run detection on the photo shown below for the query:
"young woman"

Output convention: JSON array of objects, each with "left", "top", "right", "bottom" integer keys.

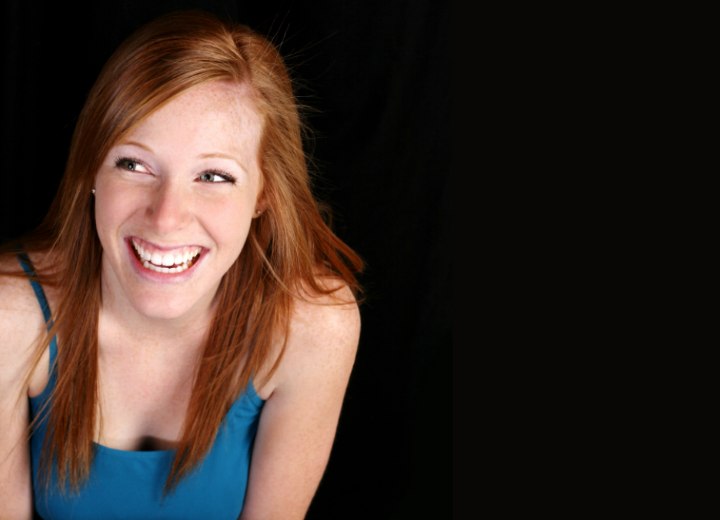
[{"left": 0, "top": 10, "right": 363, "bottom": 519}]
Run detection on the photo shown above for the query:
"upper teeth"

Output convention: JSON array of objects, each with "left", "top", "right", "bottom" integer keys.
[{"left": 132, "top": 239, "right": 201, "bottom": 268}]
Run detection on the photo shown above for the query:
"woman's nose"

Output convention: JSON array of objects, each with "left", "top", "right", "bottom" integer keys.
[{"left": 145, "top": 180, "right": 192, "bottom": 233}]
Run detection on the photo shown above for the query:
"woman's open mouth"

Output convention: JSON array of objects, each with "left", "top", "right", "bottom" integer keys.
[{"left": 130, "top": 237, "right": 203, "bottom": 274}]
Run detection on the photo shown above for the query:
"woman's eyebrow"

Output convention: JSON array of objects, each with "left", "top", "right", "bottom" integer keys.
[
  {"left": 198, "top": 152, "right": 246, "bottom": 170},
  {"left": 115, "top": 140, "right": 155, "bottom": 153}
]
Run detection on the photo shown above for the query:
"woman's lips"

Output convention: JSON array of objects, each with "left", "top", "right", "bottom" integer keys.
[{"left": 127, "top": 237, "right": 205, "bottom": 275}]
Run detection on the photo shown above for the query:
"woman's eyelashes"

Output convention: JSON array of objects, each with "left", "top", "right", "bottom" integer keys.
[
  {"left": 115, "top": 156, "right": 149, "bottom": 174},
  {"left": 113, "top": 157, "right": 236, "bottom": 184},
  {"left": 197, "top": 170, "right": 236, "bottom": 184}
]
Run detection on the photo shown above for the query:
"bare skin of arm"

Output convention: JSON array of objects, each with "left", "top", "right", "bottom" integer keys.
[
  {"left": 0, "top": 260, "right": 49, "bottom": 520},
  {"left": 240, "top": 282, "right": 361, "bottom": 520}
]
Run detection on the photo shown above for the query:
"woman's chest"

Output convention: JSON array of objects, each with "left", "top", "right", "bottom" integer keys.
[{"left": 96, "top": 351, "right": 196, "bottom": 451}]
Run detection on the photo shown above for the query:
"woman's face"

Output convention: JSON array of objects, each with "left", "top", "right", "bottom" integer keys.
[{"left": 94, "top": 80, "right": 264, "bottom": 322}]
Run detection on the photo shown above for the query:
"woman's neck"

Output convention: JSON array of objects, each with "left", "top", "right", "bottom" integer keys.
[{"left": 98, "top": 284, "right": 215, "bottom": 355}]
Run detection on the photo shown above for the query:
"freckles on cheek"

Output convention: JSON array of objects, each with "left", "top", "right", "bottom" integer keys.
[
  {"left": 93, "top": 202, "right": 114, "bottom": 247},
  {"left": 94, "top": 191, "right": 133, "bottom": 240},
  {"left": 210, "top": 204, "right": 255, "bottom": 248}
]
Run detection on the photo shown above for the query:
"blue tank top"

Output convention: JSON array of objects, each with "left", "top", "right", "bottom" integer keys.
[{"left": 19, "top": 253, "right": 265, "bottom": 519}]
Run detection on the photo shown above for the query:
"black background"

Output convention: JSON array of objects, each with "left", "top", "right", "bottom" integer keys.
[{"left": 0, "top": 1, "right": 451, "bottom": 518}]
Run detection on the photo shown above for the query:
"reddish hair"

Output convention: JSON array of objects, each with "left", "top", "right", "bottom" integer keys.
[{"left": 3, "top": 10, "right": 362, "bottom": 493}]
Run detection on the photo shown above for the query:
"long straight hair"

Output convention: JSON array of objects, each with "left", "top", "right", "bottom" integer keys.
[{"left": 8, "top": 10, "right": 362, "bottom": 493}]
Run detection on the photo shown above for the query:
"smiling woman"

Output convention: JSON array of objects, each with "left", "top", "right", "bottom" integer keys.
[
  {"left": 95, "top": 81, "right": 265, "bottom": 322},
  {"left": 0, "top": 9, "right": 363, "bottom": 520}
]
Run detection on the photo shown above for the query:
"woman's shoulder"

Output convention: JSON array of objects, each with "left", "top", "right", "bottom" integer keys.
[
  {"left": 0, "top": 252, "right": 49, "bottom": 390},
  {"left": 0, "top": 252, "right": 44, "bottom": 321},
  {"left": 290, "top": 275, "right": 361, "bottom": 346},
  {"left": 254, "top": 275, "right": 361, "bottom": 400},
  {"left": 0, "top": 249, "right": 58, "bottom": 316}
]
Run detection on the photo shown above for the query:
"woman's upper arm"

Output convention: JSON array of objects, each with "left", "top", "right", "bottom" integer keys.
[
  {"left": 241, "top": 286, "right": 361, "bottom": 520},
  {"left": 0, "top": 272, "right": 43, "bottom": 519}
]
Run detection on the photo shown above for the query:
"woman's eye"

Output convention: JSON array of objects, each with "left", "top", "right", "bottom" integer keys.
[
  {"left": 198, "top": 171, "right": 234, "bottom": 183},
  {"left": 115, "top": 157, "right": 148, "bottom": 173}
]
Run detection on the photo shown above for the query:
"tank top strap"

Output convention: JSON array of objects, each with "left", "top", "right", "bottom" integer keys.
[{"left": 16, "top": 251, "right": 58, "bottom": 370}]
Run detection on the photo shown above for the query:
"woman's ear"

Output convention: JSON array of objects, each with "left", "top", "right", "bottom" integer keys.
[
  {"left": 253, "top": 196, "right": 266, "bottom": 218},
  {"left": 253, "top": 177, "right": 267, "bottom": 218}
]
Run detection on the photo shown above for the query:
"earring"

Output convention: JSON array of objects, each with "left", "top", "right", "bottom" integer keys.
[
  {"left": 254, "top": 209, "right": 262, "bottom": 217},
  {"left": 91, "top": 188, "right": 96, "bottom": 195}
]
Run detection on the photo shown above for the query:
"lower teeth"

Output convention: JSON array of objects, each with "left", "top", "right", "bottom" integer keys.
[{"left": 142, "top": 260, "right": 191, "bottom": 274}]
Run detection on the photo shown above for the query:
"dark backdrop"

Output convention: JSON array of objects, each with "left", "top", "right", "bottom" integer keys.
[{"left": 0, "top": 1, "right": 450, "bottom": 518}]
